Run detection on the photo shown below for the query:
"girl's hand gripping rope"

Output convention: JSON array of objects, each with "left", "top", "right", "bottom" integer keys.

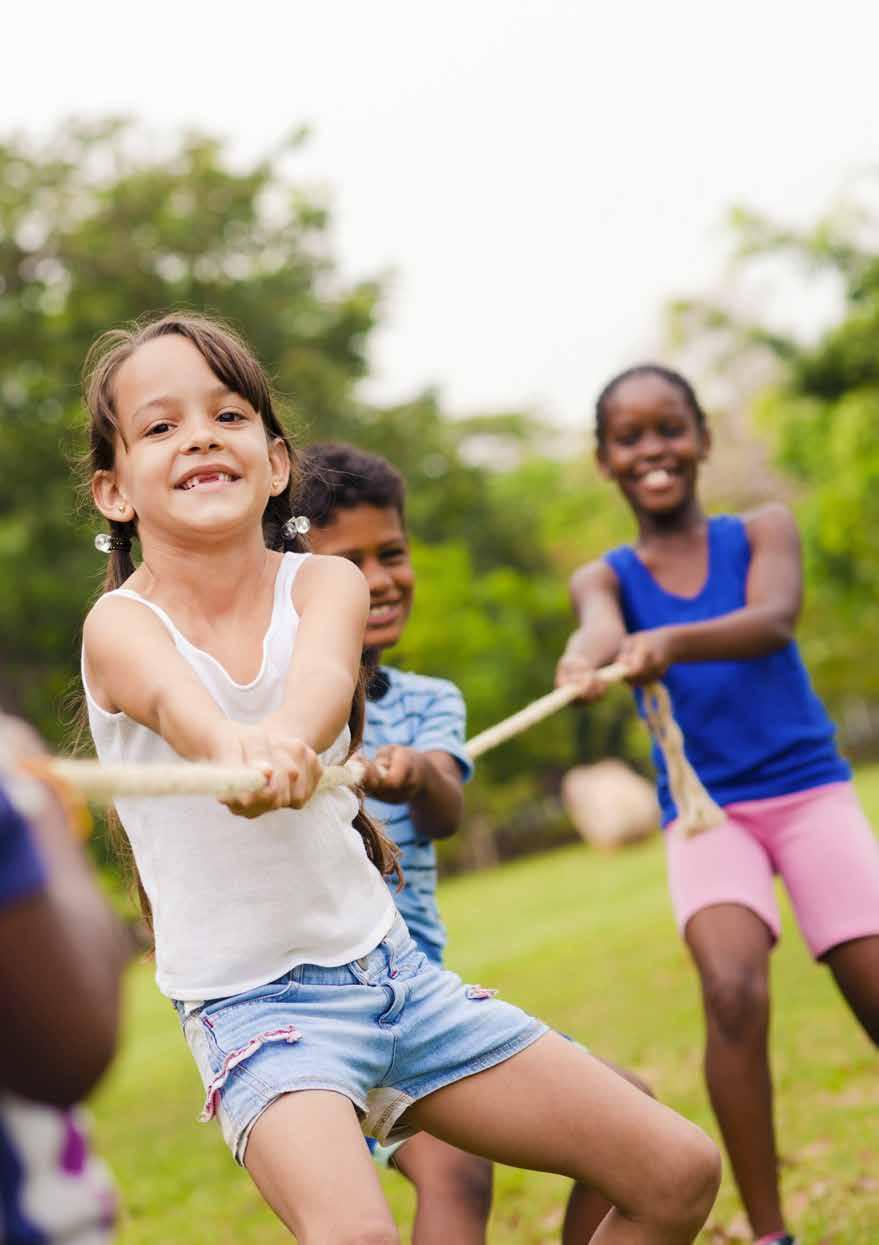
[
  {"left": 208, "top": 721, "right": 323, "bottom": 819},
  {"left": 554, "top": 656, "right": 628, "bottom": 702},
  {"left": 615, "top": 627, "right": 677, "bottom": 685}
]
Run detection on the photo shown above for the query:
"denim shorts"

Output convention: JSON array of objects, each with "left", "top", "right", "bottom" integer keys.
[{"left": 175, "top": 915, "right": 547, "bottom": 1164}]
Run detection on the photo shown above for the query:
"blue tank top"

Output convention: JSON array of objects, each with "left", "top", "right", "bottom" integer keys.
[{"left": 604, "top": 515, "right": 850, "bottom": 826}]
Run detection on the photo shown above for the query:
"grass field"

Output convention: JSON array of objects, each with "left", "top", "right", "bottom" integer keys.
[{"left": 92, "top": 768, "right": 879, "bottom": 1243}]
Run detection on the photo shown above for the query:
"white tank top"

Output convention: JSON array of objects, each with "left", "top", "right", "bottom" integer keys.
[{"left": 83, "top": 552, "right": 395, "bottom": 1000}]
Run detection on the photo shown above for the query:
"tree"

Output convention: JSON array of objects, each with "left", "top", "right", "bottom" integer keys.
[{"left": 0, "top": 120, "right": 385, "bottom": 733}]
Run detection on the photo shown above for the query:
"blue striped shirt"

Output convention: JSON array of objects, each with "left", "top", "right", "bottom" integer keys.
[{"left": 364, "top": 667, "right": 474, "bottom": 964}]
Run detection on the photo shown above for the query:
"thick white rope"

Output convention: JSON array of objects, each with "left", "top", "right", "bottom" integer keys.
[
  {"left": 47, "top": 758, "right": 364, "bottom": 802},
  {"left": 43, "top": 662, "right": 723, "bottom": 836},
  {"left": 465, "top": 662, "right": 631, "bottom": 758}
]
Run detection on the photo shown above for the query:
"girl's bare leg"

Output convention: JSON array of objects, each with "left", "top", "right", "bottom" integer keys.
[
  {"left": 562, "top": 1059, "right": 655, "bottom": 1244},
  {"left": 392, "top": 1133, "right": 493, "bottom": 1245},
  {"left": 686, "top": 903, "right": 784, "bottom": 1240},
  {"left": 245, "top": 1089, "right": 399, "bottom": 1244},
  {"left": 404, "top": 1031, "right": 721, "bottom": 1244},
  {"left": 823, "top": 933, "right": 879, "bottom": 1045},
  {"left": 563, "top": 1181, "right": 612, "bottom": 1243}
]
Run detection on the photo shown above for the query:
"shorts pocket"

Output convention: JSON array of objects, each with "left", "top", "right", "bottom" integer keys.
[{"left": 200, "top": 974, "right": 298, "bottom": 1020}]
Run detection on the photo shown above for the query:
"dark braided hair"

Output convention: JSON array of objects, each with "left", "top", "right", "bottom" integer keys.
[
  {"left": 595, "top": 364, "right": 707, "bottom": 447},
  {"left": 297, "top": 442, "right": 406, "bottom": 528}
]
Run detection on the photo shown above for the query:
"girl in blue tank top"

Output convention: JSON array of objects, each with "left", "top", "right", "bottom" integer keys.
[{"left": 556, "top": 365, "right": 879, "bottom": 1245}]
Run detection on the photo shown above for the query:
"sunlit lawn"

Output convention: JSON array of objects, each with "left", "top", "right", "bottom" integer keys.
[{"left": 92, "top": 767, "right": 879, "bottom": 1243}]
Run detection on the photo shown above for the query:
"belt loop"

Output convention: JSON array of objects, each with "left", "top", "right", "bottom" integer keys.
[{"left": 385, "top": 935, "right": 398, "bottom": 979}]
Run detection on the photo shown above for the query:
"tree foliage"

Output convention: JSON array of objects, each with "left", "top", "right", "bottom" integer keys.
[
  {"left": 669, "top": 184, "right": 879, "bottom": 709},
  {"left": 0, "top": 127, "right": 524, "bottom": 714}
]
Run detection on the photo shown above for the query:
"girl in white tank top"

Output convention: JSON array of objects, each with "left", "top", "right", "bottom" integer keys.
[
  {"left": 83, "top": 549, "right": 395, "bottom": 1000},
  {"left": 78, "top": 313, "right": 720, "bottom": 1244}
]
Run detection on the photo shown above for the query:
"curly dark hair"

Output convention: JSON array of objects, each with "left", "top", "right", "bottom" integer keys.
[{"left": 297, "top": 443, "right": 406, "bottom": 527}]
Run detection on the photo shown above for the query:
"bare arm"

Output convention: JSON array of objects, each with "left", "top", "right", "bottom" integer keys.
[
  {"left": 555, "top": 559, "right": 628, "bottom": 699},
  {"left": 363, "top": 748, "right": 464, "bottom": 840},
  {"left": 268, "top": 555, "right": 369, "bottom": 753},
  {"left": 84, "top": 560, "right": 369, "bottom": 817},
  {"left": 619, "top": 504, "right": 802, "bottom": 683},
  {"left": 0, "top": 717, "right": 128, "bottom": 1105},
  {"left": 84, "top": 598, "right": 284, "bottom": 814},
  {"left": 83, "top": 597, "right": 231, "bottom": 760}
]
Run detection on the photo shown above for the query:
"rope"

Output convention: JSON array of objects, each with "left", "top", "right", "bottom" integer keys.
[
  {"left": 46, "top": 758, "right": 365, "bottom": 803},
  {"left": 639, "top": 683, "right": 724, "bottom": 838},
  {"left": 466, "top": 662, "right": 723, "bottom": 837},
  {"left": 39, "top": 664, "right": 723, "bottom": 837},
  {"left": 465, "top": 662, "right": 630, "bottom": 758}
]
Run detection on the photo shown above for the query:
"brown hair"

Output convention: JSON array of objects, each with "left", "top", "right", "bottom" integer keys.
[{"left": 82, "top": 313, "right": 399, "bottom": 914}]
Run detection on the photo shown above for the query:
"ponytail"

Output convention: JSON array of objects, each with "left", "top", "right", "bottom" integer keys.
[
  {"left": 101, "top": 522, "right": 137, "bottom": 593},
  {"left": 347, "top": 670, "right": 401, "bottom": 884},
  {"left": 269, "top": 449, "right": 400, "bottom": 882}
]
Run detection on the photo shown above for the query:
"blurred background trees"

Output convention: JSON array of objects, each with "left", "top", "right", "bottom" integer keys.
[{"left": 3, "top": 119, "right": 878, "bottom": 870}]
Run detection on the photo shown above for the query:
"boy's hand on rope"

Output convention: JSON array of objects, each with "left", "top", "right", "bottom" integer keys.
[
  {"left": 361, "top": 745, "right": 426, "bottom": 804},
  {"left": 209, "top": 722, "right": 322, "bottom": 818},
  {"left": 554, "top": 655, "right": 615, "bottom": 702},
  {"left": 617, "top": 628, "right": 676, "bottom": 685}
]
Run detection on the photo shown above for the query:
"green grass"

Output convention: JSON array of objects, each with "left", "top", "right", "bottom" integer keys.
[{"left": 92, "top": 769, "right": 879, "bottom": 1243}]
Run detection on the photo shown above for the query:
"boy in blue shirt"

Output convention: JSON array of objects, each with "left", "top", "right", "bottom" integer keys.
[{"left": 299, "top": 444, "right": 494, "bottom": 1241}]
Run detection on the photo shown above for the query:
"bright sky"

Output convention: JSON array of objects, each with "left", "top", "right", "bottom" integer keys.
[{"left": 5, "top": 1, "right": 877, "bottom": 425}]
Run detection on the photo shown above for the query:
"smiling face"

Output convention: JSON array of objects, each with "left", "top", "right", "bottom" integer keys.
[
  {"left": 596, "top": 372, "right": 709, "bottom": 518},
  {"left": 307, "top": 504, "right": 414, "bottom": 653},
  {"left": 91, "top": 334, "right": 289, "bottom": 547}
]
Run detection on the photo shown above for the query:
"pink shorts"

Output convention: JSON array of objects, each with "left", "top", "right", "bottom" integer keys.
[{"left": 666, "top": 781, "right": 879, "bottom": 958}]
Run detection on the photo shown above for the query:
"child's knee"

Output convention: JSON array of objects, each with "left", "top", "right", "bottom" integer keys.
[
  {"left": 413, "top": 1150, "right": 493, "bottom": 1217},
  {"left": 641, "top": 1127, "right": 722, "bottom": 1233},
  {"left": 333, "top": 1227, "right": 400, "bottom": 1245},
  {"left": 669, "top": 1129, "right": 722, "bottom": 1229},
  {"left": 449, "top": 1153, "right": 493, "bottom": 1217},
  {"left": 701, "top": 965, "right": 769, "bottom": 1040}
]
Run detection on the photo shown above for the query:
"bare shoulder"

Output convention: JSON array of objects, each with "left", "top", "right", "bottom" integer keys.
[
  {"left": 569, "top": 557, "right": 620, "bottom": 605},
  {"left": 740, "top": 502, "right": 800, "bottom": 551},
  {"left": 82, "top": 593, "right": 173, "bottom": 657},
  {"left": 292, "top": 553, "right": 369, "bottom": 611},
  {"left": 83, "top": 594, "right": 179, "bottom": 712}
]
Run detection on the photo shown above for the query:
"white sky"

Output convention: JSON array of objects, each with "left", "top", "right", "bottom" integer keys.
[{"left": 5, "top": 1, "right": 878, "bottom": 425}]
